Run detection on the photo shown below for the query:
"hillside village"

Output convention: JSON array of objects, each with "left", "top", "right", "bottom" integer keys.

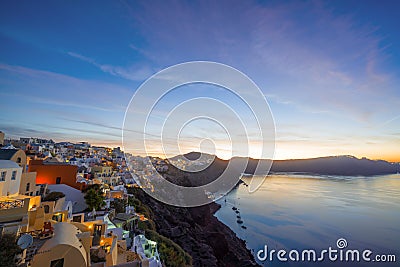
[{"left": 0, "top": 130, "right": 191, "bottom": 267}]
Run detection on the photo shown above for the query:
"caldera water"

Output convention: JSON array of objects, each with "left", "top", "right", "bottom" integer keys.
[{"left": 215, "top": 173, "right": 400, "bottom": 266}]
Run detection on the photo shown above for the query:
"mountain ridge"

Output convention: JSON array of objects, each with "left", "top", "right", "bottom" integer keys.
[{"left": 166, "top": 152, "right": 400, "bottom": 176}]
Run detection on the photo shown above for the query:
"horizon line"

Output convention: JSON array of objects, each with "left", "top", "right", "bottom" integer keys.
[{"left": 2, "top": 134, "right": 399, "bottom": 163}]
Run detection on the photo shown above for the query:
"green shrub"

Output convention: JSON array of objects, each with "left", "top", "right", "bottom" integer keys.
[
  {"left": 111, "top": 198, "right": 126, "bottom": 213},
  {"left": 127, "top": 187, "right": 192, "bottom": 266},
  {"left": 137, "top": 219, "right": 154, "bottom": 231},
  {"left": 82, "top": 184, "right": 102, "bottom": 193},
  {"left": 128, "top": 196, "right": 153, "bottom": 219},
  {"left": 84, "top": 188, "right": 105, "bottom": 211},
  {"left": 145, "top": 230, "right": 192, "bottom": 267}
]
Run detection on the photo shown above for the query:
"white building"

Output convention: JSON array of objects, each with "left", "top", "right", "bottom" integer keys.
[{"left": 0, "top": 160, "right": 22, "bottom": 197}]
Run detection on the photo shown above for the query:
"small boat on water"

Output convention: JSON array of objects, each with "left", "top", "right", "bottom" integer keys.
[
  {"left": 232, "top": 207, "right": 237, "bottom": 210},
  {"left": 236, "top": 215, "right": 241, "bottom": 219},
  {"left": 237, "top": 219, "right": 243, "bottom": 224},
  {"left": 235, "top": 210, "right": 240, "bottom": 214},
  {"left": 241, "top": 225, "right": 247, "bottom": 229}
]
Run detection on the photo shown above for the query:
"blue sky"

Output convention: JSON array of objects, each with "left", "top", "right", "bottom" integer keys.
[{"left": 0, "top": 0, "right": 399, "bottom": 161}]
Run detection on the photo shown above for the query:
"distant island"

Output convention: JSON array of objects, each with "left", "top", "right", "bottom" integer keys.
[
  {"left": 167, "top": 152, "right": 400, "bottom": 179},
  {"left": 247, "top": 155, "right": 400, "bottom": 176}
]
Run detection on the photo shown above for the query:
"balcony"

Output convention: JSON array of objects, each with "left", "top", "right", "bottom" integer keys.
[{"left": 0, "top": 199, "right": 24, "bottom": 209}]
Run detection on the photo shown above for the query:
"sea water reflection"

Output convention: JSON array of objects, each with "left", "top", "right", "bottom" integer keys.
[{"left": 216, "top": 173, "right": 400, "bottom": 266}]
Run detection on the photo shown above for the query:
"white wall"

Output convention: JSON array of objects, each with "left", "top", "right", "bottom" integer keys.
[{"left": 0, "top": 160, "right": 22, "bottom": 196}]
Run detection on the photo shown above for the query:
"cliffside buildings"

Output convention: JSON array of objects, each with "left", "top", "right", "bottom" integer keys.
[{"left": 0, "top": 131, "right": 162, "bottom": 267}]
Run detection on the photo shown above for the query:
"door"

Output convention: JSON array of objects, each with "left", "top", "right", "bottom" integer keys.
[{"left": 92, "top": 224, "right": 102, "bottom": 246}]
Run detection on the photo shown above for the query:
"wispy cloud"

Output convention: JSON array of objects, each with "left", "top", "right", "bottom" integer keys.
[
  {"left": 0, "top": 63, "right": 134, "bottom": 145},
  {"left": 377, "top": 114, "right": 400, "bottom": 128},
  {"left": 67, "top": 51, "right": 154, "bottom": 81},
  {"left": 62, "top": 118, "right": 122, "bottom": 131},
  {"left": 0, "top": 63, "right": 131, "bottom": 110},
  {"left": 120, "top": 0, "right": 399, "bottom": 124}
]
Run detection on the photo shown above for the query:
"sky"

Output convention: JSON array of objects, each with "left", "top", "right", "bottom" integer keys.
[{"left": 0, "top": 0, "right": 399, "bottom": 162}]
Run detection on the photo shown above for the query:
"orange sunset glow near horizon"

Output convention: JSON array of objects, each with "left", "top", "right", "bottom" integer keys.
[{"left": 85, "top": 139, "right": 399, "bottom": 163}]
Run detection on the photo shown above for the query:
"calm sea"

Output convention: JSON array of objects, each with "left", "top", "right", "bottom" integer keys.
[{"left": 215, "top": 173, "right": 400, "bottom": 266}]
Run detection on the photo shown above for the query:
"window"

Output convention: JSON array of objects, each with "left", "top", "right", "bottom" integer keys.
[
  {"left": 17, "top": 157, "right": 21, "bottom": 163},
  {"left": 0, "top": 172, "right": 5, "bottom": 181},
  {"left": 56, "top": 177, "right": 61, "bottom": 184},
  {"left": 72, "top": 215, "right": 82, "bottom": 222},
  {"left": 11, "top": 171, "right": 17, "bottom": 180},
  {"left": 44, "top": 205, "right": 50, "bottom": 214},
  {"left": 50, "top": 258, "right": 64, "bottom": 267},
  {"left": 26, "top": 183, "right": 30, "bottom": 192}
]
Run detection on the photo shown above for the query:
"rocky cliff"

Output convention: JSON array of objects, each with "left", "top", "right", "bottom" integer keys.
[{"left": 135, "top": 188, "right": 259, "bottom": 267}]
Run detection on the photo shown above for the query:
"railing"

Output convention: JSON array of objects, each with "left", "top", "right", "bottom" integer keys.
[{"left": 0, "top": 199, "right": 24, "bottom": 209}]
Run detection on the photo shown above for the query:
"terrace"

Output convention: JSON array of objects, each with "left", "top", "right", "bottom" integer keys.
[{"left": 0, "top": 198, "right": 24, "bottom": 209}]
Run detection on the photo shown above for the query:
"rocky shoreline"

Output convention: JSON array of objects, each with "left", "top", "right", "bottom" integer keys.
[{"left": 135, "top": 188, "right": 259, "bottom": 267}]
